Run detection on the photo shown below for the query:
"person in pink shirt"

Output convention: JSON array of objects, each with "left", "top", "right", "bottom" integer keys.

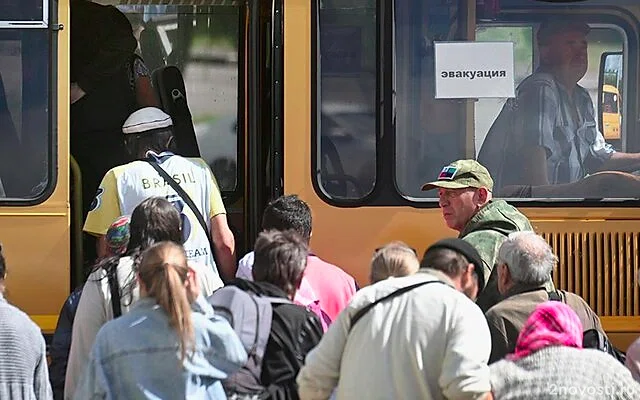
[{"left": 236, "top": 195, "right": 357, "bottom": 323}]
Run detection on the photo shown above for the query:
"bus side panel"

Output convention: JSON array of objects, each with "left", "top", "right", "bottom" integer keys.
[
  {"left": 0, "top": 213, "right": 70, "bottom": 333},
  {"left": 0, "top": 0, "right": 71, "bottom": 334},
  {"left": 282, "top": 0, "right": 455, "bottom": 286}
]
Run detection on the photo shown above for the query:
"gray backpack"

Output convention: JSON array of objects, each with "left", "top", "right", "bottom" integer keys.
[{"left": 207, "top": 285, "right": 290, "bottom": 398}]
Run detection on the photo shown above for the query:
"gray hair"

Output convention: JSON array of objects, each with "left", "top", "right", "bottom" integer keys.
[{"left": 497, "top": 231, "right": 557, "bottom": 285}]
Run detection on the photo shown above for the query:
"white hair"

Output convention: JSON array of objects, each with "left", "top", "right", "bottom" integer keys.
[{"left": 497, "top": 231, "right": 557, "bottom": 285}]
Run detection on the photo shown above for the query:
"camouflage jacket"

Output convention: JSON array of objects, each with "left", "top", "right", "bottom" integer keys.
[{"left": 458, "top": 199, "right": 553, "bottom": 311}]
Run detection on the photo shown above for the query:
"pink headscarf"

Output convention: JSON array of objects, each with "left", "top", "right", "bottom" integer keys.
[{"left": 509, "top": 301, "right": 583, "bottom": 361}]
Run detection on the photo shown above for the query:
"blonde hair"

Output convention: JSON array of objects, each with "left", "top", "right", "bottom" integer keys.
[
  {"left": 138, "top": 241, "right": 194, "bottom": 361},
  {"left": 369, "top": 241, "right": 420, "bottom": 284}
]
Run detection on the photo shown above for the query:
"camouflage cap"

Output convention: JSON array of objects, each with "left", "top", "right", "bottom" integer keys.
[{"left": 421, "top": 159, "right": 494, "bottom": 192}]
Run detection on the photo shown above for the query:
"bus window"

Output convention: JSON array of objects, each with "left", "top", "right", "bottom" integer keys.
[
  {"left": 395, "top": 2, "right": 635, "bottom": 201},
  {"left": 603, "top": 89, "right": 619, "bottom": 114},
  {"left": 119, "top": 5, "right": 240, "bottom": 193},
  {"left": 600, "top": 51, "right": 623, "bottom": 145},
  {"left": 394, "top": 0, "right": 467, "bottom": 199},
  {"left": 316, "top": 0, "right": 377, "bottom": 201},
  {"left": 475, "top": 23, "right": 626, "bottom": 199},
  {"left": 0, "top": 29, "right": 50, "bottom": 200},
  {"left": 474, "top": 25, "right": 533, "bottom": 156}
]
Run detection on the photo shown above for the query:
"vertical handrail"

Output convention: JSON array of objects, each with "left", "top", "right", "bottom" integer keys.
[
  {"left": 246, "top": 0, "right": 261, "bottom": 248},
  {"left": 69, "top": 155, "right": 84, "bottom": 287}
]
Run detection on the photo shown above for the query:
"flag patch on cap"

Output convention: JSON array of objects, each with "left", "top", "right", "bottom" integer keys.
[{"left": 438, "top": 166, "right": 458, "bottom": 180}]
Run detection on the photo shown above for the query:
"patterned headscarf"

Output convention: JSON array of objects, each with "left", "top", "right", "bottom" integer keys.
[
  {"left": 509, "top": 301, "right": 583, "bottom": 361},
  {"left": 105, "top": 215, "right": 131, "bottom": 257}
]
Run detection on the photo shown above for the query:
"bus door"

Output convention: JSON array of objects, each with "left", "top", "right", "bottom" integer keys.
[{"left": 69, "top": 0, "right": 283, "bottom": 273}]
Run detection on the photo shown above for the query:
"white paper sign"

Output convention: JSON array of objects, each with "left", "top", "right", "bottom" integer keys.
[{"left": 434, "top": 41, "right": 515, "bottom": 99}]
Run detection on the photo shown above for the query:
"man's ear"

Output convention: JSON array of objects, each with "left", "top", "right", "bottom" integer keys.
[
  {"left": 475, "top": 187, "right": 490, "bottom": 204},
  {"left": 497, "top": 263, "right": 511, "bottom": 294},
  {"left": 539, "top": 44, "right": 553, "bottom": 66}
]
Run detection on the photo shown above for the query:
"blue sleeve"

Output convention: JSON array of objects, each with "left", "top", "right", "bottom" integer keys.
[{"left": 49, "top": 287, "right": 84, "bottom": 399}]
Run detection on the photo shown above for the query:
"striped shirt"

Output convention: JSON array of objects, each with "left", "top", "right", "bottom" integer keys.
[
  {"left": 514, "top": 71, "right": 615, "bottom": 184},
  {"left": 0, "top": 293, "right": 53, "bottom": 400}
]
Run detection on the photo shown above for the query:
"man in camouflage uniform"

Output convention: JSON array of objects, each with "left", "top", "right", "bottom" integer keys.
[{"left": 422, "top": 159, "right": 553, "bottom": 311}]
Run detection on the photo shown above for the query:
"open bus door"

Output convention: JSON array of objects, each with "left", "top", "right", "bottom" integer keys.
[{"left": 69, "top": 1, "right": 283, "bottom": 289}]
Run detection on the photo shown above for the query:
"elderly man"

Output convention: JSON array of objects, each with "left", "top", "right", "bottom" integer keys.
[
  {"left": 482, "top": 21, "right": 640, "bottom": 189},
  {"left": 422, "top": 158, "right": 545, "bottom": 311},
  {"left": 485, "top": 231, "right": 604, "bottom": 364},
  {"left": 297, "top": 238, "right": 492, "bottom": 400}
]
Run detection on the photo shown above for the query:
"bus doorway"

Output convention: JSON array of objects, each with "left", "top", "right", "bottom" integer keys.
[{"left": 69, "top": 0, "right": 282, "bottom": 288}]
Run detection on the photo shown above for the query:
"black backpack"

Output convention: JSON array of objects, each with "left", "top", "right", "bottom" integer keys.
[
  {"left": 547, "top": 290, "right": 626, "bottom": 364},
  {"left": 207, "top": 285, "right": 291, "bottom": 398}
]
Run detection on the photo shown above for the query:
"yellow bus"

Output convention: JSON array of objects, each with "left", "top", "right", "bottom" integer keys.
[
  {"left": 2, "top": 0, "right": 640, "bottom": 350},
  {"left": 603, "top": 84, "right": 621, "bottom": 140}
]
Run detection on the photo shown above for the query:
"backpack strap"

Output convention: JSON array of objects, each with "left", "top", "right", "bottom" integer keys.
[
  {"left": 106, "top": 267, "right": 122, "bottom": 318},
  {"left": 146, "top": 157, "right": 221, "bottom": 273},
  {"left": 349, "top": 279, "right": 446, "bottom": 332},
  {"left": 547, "top": 290, "right": 564, "bottom": 302},
  {"left": 265, "top": 297, "right": 293, "bottom": 305}
]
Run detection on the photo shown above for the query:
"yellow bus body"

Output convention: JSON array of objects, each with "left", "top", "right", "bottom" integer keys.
[
  {"left": 284, "top": 0, "right": 640, "bottom": 350},
  {"left": 603, "top": 84, "right": 621, "bottom": 140},
  {"left": 0, "top": 3, "right": 70, "bottom": 334},
  {"left": 3, "top": 0, "right": 640, "bottom": 350}
]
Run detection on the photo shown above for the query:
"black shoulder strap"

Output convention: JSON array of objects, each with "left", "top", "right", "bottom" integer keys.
[
  {"left": 146, "top": 159, "right": 219, "bottom": 268},
  {"left": 547, "top": 290, "right": 564, "bottom": 302},
  {"left": 107, "top": 268, "right": 122, "bottom": 318},
  {"left": 349, "top": 280, "right": 446, "bottom": 332}
]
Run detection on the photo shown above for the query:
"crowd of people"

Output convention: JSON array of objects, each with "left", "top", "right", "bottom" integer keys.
[
  {"left": 4, "top": 5, "right": 640, "bottom": 398},
  {"left": 4, "top": 150, "right": 640, "bottom": 399}
]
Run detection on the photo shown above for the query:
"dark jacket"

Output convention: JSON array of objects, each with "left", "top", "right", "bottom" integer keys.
[
  {"left": 485, "top": 285, "right": 604, "bottom": 364},
  {"left": 49, "top": 286, "right": 84, "bottom": 400},
  {"left": 459, "top": 199, "right": 555, "bottom": 311},
  {"left": 228, "top": 279, "right": 323, "bottom": 400}
]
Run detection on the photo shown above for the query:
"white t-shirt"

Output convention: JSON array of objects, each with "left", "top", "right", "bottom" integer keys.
[{"left": 84, "top": 152, "right": 226, "bottom": 272}]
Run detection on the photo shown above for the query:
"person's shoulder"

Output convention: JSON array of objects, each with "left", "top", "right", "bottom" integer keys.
[
  {"left": 182, "top": 157, "right": 211, "bottom": 169},
  {"left": 484, "top": 292, "right": 531, "bottom": 323},
  {"left": 517, "top": 72, "right": 558, "bottom": 91},
  {"left": 187, "top": 260, "right": 224, "bottom": 293},
  {"left": 273, "top": 301, "right": 322, "bottom": 331},
  {"left": 116, "top": 256, "right": 134, "bottom": 272},
  {"left": 0, "top": 301, "right": 42, "bottom": 336},
  {"left": 561, "top": 290, "right": 597, "bottom": 315},
  {"left": 307, "top": 255, "right": 356, "bottom": 284}
]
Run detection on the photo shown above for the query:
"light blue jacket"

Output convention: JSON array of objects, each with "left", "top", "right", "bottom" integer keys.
[{"left": 74, "top": 297, "right": 247, "bottom": 399}]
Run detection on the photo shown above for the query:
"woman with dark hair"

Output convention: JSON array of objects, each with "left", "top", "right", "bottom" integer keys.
[
  {"left": 64, "top": 197, "right": 222, "bottom": 399},
  {"left": 0, "top": 245, "right": 53, "bottom": 399},
  {"left": 74, "top": 242, "right": 246, "bottom": 399}
]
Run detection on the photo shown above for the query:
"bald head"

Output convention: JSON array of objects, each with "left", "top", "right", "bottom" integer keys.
[{"left": 497, "top": 231, "right": 557, "bottom": 286}]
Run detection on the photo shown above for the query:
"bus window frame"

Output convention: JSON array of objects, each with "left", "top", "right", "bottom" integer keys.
[
  {"left": 311, "top": 0, "right": 382, "bottom": 207},
  {"left": 0, "top": 0, "right": 57, "bottom": 206},
  {"left": 0, "top": 0, "right": 49, "bottom": 28}
]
